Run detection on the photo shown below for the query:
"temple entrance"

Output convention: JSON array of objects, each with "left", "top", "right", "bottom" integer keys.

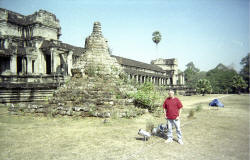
[
  {"left": 0, "top": 57, "right": 10, "bottom": 74},
  {"left": 170, "top": 78, "right": 173, "bottom": 85},
  {"left": 45, "top": 54, "right": 51, "bottom": 74},
  {"left": 17, "top": 56, "right": 22, "bottom": 74},
  {"left": 32, "top": 60, "right": 35, "bottom": 73}
]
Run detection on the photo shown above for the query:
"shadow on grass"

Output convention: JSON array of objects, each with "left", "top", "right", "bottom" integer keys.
[{"left": 135, "top": 137, "right": 148, "bottom": 141}]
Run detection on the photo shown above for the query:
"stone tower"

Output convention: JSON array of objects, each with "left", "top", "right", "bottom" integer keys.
[{"left": 72, "top": 22, "right": 122, "bottom": 77}]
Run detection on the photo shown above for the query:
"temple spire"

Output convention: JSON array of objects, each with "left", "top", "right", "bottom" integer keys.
[{"left": 91, "top": 21, "right": 102, "bottom": 37}]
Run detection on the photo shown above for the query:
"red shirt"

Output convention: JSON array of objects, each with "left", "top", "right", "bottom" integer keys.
[{"left": 163, "top": 97, "right": 183, "bottom": 120}]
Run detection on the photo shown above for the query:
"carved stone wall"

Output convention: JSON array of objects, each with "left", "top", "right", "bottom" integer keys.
[{"left": 0, "top": 8, "right": 60, "bottom": 40}]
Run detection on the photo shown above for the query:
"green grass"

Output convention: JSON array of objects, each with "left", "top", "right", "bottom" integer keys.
[{"left": 0, "top": 94, "right": 249, "bottom": 160}]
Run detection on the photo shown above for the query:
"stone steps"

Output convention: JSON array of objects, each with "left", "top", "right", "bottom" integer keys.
[{"left": 0, "top": 89, "right": 55, "bottom": 103}]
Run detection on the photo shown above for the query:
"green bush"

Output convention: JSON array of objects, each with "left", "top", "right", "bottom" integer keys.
[
  {"left": 188, "top": 109, "right": 195, "bottom": 118},
  {"left": 195, "top": 104, "right": 202, "bottom": 112},
  {"left": 129, "top": 82, "right": 159, "bottom": 112}
]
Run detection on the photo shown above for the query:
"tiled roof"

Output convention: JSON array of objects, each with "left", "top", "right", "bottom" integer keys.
[
  {"left": 112, "top": 55, "right": 165, "bottom": 73},
  {"left": 41, "top": 40, "right": 85, "bottom": 55}
]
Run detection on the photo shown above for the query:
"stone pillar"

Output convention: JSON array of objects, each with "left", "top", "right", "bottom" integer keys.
[
  {"left": 138, "top": 75, "right": 141, "bottom": 83},
  {"left": 134, "top": 75, "right": 137, "bottom": 82},
  {"left": 51, "top": 48, "right": 56, "bottom": 74},
  {"left": 167, "top": 78, "right": 170, "bottom": 85},
  {"left": 10, "top": 55, "right": 17, "bottom": 74},
  {"left": 67, "top": 51, "right": 73, "bottom": 76},
  {"left": 22, "top": 57, "right": 27, "bottom": 74},
  {"left": 50, "top": 48, "right": 61, "bottom": 74},
  {"left": 182, "top": 74, "right": 185, "bottom": 85},
  {"left": 27, "top": 57, "right": 32, "bottom": 74}
]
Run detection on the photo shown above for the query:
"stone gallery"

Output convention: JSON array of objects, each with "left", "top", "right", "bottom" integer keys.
[{"left": 0, "top": 8, "right": 185, "bottom": 103}]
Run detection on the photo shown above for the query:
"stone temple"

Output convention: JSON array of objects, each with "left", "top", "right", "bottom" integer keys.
[{"left": 0, "top": 8, "right": 185, "bottom": 103}]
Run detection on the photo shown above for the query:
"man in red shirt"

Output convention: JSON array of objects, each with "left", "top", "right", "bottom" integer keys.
[{"left": 163, "top": 90, "right": 183, "bottom": 144}]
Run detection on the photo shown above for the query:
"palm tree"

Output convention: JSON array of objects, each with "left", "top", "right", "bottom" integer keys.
[{"left": 152, "top": 31, "right": 162, "bottom": 58}]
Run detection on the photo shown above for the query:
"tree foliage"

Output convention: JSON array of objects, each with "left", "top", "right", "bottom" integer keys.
[
  {"left": 232, "top": 75, "right": 247, "bottom": 94},
  {"left": 206, "top": 64, "right": 237, "bottom": 93},
  {"left": 196, "top": 79, "right": 212, "bottom": 96},
  {"left": 152, "top": 31, "right": 161, "bottom": 46},
  {"left": 240, "top": 53, "right": 250, "bottom": 92},
  {"left": 184, "top": 62, "right": 201, "bottom": 88}
]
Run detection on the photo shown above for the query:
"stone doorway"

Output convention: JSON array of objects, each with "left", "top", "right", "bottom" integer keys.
[
  {"left": 17, "top": 56, "right": 22, "bottom": 74},
  {"left": 0, "top": 56, "right": 10, "bottom": 74},
  {"left": 45, "top": 54, "right": 51, "bottom": 74}
]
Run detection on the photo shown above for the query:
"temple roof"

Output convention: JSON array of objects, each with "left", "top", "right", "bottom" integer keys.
[
  {"left": 0, "top": 8, "right": 59, "bottom": 28},
  {"left": 112, "top": 55, "right": 165, "bottom": 73},
  {"left": 41, "top": 40, "right": 85, "bottom": 55}
]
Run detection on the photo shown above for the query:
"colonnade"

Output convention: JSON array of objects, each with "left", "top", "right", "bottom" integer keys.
[{"left": 127, "top": 74, "right": 169, "bottom": 86}]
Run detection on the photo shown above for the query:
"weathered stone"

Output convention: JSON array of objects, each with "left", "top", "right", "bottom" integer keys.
[
  {"left": 66, "top": 110, "right": 73, "bottom": 116},
  {"left": 103, "top": 112, "right": 111, "bottom": 118},
  {"left": 36, "top": 108, "right": 45, "bottom": 113}
]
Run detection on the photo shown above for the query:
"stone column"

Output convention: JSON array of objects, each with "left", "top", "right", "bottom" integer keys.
[
  {"left": 27, "top": 57, "right": 32, "bottom": 74},
  {"left": 182, "top": 74, "right": 185, "bottom": 85},
  {"left": 134, "top": 75, "right": 137, "bottom": 82},
  {"left": 22, "top": 57, "right": 27, "bottom": 74},
  {"left": 67, "top": 51, "right": 73, "bottom": 76},
  {"left": 138, "top": 75, "right": 141, "bottom": 83},
  {"left": 10, "top": 55, "right": 17, "bottom": 74},
  {"left": 51, "top": 48, "right": 55, "bottom": 74},
  {"left": 167, "top": 78, "right": 170, "bottom": 85}
]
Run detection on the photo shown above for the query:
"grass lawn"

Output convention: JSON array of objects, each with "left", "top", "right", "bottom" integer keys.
[{"left": 0, "top": 94, "right": 249, "bottom": 160}]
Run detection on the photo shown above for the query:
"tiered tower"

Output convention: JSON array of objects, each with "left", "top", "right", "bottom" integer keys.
[{"left": 72, "top": 22, "right": 122, "bottom": 77}]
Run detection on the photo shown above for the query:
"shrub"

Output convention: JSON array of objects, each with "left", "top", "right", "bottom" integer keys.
[
  {"left": 129, "top": 82, "right": 159, "bottom": 112},
  {"left": 195, "top": 104, "right": 202, "bottom": 112},
  {"left": 187, "top": 109, "right": 195, "bottom": 118}
]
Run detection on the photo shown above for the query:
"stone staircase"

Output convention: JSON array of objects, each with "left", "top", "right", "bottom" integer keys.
[{"left": 0, "top": 83, "right": 58, "bottom": 103}]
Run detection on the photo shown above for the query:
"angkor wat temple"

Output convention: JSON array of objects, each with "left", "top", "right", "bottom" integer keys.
[{"left": 0, "top": 8, "right": 185, "bottom": 102}]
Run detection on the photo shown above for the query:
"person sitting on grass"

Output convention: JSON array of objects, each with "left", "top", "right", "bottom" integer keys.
[{"left": 163, "top": 90, "right": 183, "bottom": 145}]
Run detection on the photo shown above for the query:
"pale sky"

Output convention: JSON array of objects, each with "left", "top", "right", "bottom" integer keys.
[{"left": 1, "top": 0, "right": 249, "bottom": 71}]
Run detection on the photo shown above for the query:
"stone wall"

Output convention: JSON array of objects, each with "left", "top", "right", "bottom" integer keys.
[
  {"left": 151, "top": 58, "right": 185, "bottom": 85},
  {"left": 0, "top": 8, "right": 60, "bottom": 40}
]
